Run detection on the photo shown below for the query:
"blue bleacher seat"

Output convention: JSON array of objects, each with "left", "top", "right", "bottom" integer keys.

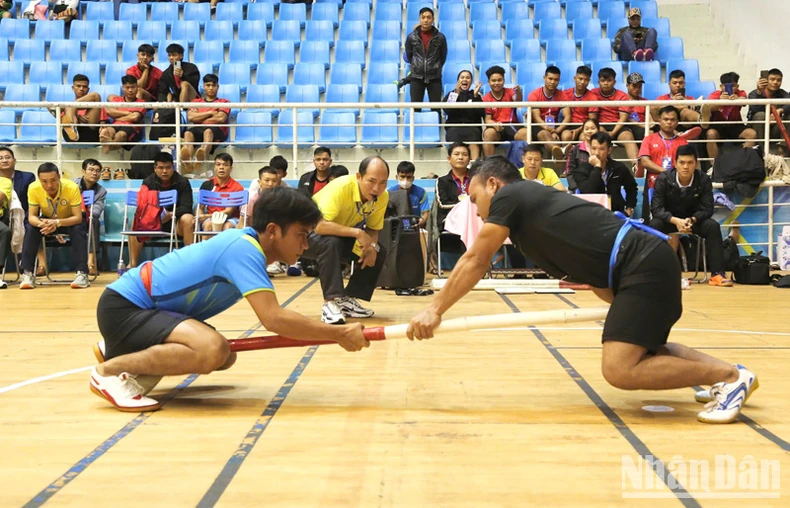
[
  {"left": 256, "top": 63, "right": 290, "bottom": 93},
  {"left": 102, "top": 20, "right": 133, "bottom": 42},
  {"left": 442, "top": 62, "right": 474, "bottom": 87},
  {"left": 0, "top": 19, "right": 29, "bottom": 41},
  {"left": 263, "top": 41, "right": 296, "bottom": 69},
  {"left": 329, "top": 63, "right": 363, "bottom": 93},
  {"left": 150, "top": 3, "right": 180, "bottom": 28},
  {"left": 598, "top": 1, "right": 626, "bottom": 22},
  {"left": 440, "top": 21, "right": 468, "bottom": 41},
  {"left": 642, "top": 82, "right": 664, "bottom": 100},
  {"left": 603, "top": 16, "right": 627, "bottom": 34},
  {"left": 279, "top": 3, "right": 307, "bottom": 27},
  {"left": 404, "top": 111, "right": 441, "bottom": 148},
  {"left": 469, "top": 3, "right": 499, "bottom": 27},
  {"left": 216, "top": 3, "right": 245, "bottom": 25},
  {"left": 272, "top": 20, "right": 302, "bottom": 47},
  {"left": 334, "top": 40, "right": 366, "bottom": 69},
  {"left": 685, "top": 80, "right": 717, "bottom": 100},
  {"left": 370, "top": 40, "right": 402, "bottom": 65},
  {"left": 0, "top": 110, "right": 15, "bottom": 144},
  {"left": 533, "top": 2, "right": 562, "bottom": 23},
  {"left": 655, "top": 37, "right": 683, "bottom": 64},
  {"left": 472, "top": 20, "right": 501, "bottom": 42},
  {"left": 194, "top": 41, "right": 226, "bottom": 68},
  {"left": 367, "top": 62, "right": 399, "bottom": 85},
  {"left": 85, "top": 2, "right": 115, "bottom": 22},
  {"left": 505, "top": 19, "right": 534, "bottom": 47},
  {"left": 28, "top": 61, "right": 62, "bottom": 88},
  {"left": 573, "top": 19, "right": 602, "bottom": 40},
  {"left": 641, "top": 17, "right": 670, "bottom": 38},
  {"left": 0, "top": 37, "right": 7, "bottom": 61},
  {"left": 293, "top": 62, "right": 327, "bottom": 93},
  {"left": 245, "top": 84, "right": 281, "bottom": 117},
  {"left": 68, "top": 20, "right": 100, "bottom": 45},
  {"left": 19, "top": 111, "right": 57, "bottom": 144},
  {"left": 218, "top": 83, "right": 241, "bottom": 115},
  {"left": 361, "top": 111, "right": 398, "bottom": 148},
  {"left": 539, "top": 19, "right": 568, "bottom": 42},
  {"left": 118, "top": 3, "right": 148, "bottom": 26},
  {"left": 438, "top": 4, "right": 467, "bottom": 25},
  {"left": 91, "top": 84, "right": 120, "bottom": 100},
  {"left": 566, "top": 2, "right": 594, "bottom": 24},
  {"left": 628, "top": 61, "right": 660, "bottom": 84},
  {"left": 137, "top": 21, "right": 166, "bottom": 42},
  {"left": 299, "top": 40, "right": 330, "bottom": 69},
  {"left": 276, "top": 110, "right": 315, "bottom": 146},
  {"left": 445, "top": 39, "right": 471, "bottom": 63},
  {"left": 121, "top": 40, "right": 145, "bottom": 62},
  {"left": 234, "top": 111, "right": 273, "bottom": 147},
  {"left": 591, "top": 60, "right": 624, "bottom": 82},
  {"left": 44, "top": 83, "right": 72, "bottom": 102},
  {"left": 319, "top": 111, "right": 357, "bottom": 147},
  {"left": 511, "top": 39, "right": 541, "bottom": 64},
  {"left": 48, "top": 39, "right": 81, "bottom": 64},
  {"left": 161, "top": 39, "right": 190, "bottom": 56},
  {"left": 437, "top": 0, "right": 464, "bottom": 3},
  {"left": 581, "top": 37, "right": 612, "bottom": 63},
  {"left": 545, "top": 39, "right": 577, "bottom": 63},
  {"left": 364, "top": 83, "right": 398, "bottom": 113},
  {"left": 516, "top": 61, "right": 547, "bottom": 88},
  {"left": 477, "top": 61, "right": 511, "bottom": 82},
  {"left": 304, "top": 20, "right": 335, "bottom": 47},
  {"left": 667, "top": 58, "right": 700, "bottom": 82},
  {"left": 338, "top": 20, "right": 369, "bottom": 46},
  {"left": 33, "top": 20, "right": 65, "bottom": 42},
  {"left": 86, "top": 40, "right": 118, "bottom": 67},
  {"left": 183, "top": 3, "right": 211, "bottom": 24},
  {"left": 311, "top": 3, "right": 339, "bottom": 27},
  {"left": 228, "top": 40, "right": 261, "bottom": 66},
  {"left": 372, "top": 3, "right": 398, "bottom": 24},
  {"left": 475, "top": 39, "right": 506, "bottom": 63},
  {"left": 630, "top": 1, "right": 658, "bottom": 20},
  {"left": 502, "top": 3, "right": 529, "bottom": 24},
  {"left": 238, "top": 21, "right": 270, "bottom": 43},
  {"left": 205, "top": 20, "right": 235, "bottom": 44},
  {"left": 218, "top": 63, "right": 252, "bottom": 92},
  {"left": 326, "top": 83, "right": 361, "bottom": 116},
  {"left": 12, "top": 39, "right": 45, "bottom": 63},
  {"left": 246, "top": 3, "right": 276, "bottom": 27},
  {"left": 105, "top": 62, "right": 134, "bottom": 87},
  {"left": 170, "top": 20, "right": 201, "bottom": 42},
  {"left": 3, "top": 84, "right": 41, "bottom": 114},
  {"left": 67, "top": 62, "right": 101, "bottom": 87},
  {"left": 406, "top": 2, "right": 433, "bottom": 28},
  {"left": 372, "top": 20, "right": 402, "bottom": 41}
]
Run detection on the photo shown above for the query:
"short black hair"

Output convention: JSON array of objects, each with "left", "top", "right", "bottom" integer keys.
[
  {"left": 658, "top": 105, "right": 679, "bottom": 118},
  {"left": 329, "top": 165, "right": 349, "bottom": 179},
  {"left": 590, "top": 131, "right": 613, "bottom": 148},
  {"left": 545, "top": 66, "right": 561, "bottom": 77},
  {"left": 397, "top": 161, "right": 416, "bottom": 175},
  {"left": 314, "top": 146, "right": 331, "bottom": 158},
  {"left": 523, "top": 144, "right": 544, "bottom": 157},
  {"left": 598, "top": 67, "right": 616, "bottom": 80},
  {"left": 269, "top": 155, "right": 288, "bottom": 173},
  {"left": 82, "top": 158, "right": 102, "bottom": 170},
  {"left": 0, "top": 146, "right": 14, "bottom": 158},
  {"left": 166, "top": 43, "right": 185, "bottom": 56},
  {"left": 486, "top": 65, "right": 506, "bottom": 80},
  {"left": 137, "top": 44, "right": 155, "bottom": 56},
  {"left": 720, "top": 72, "right": 740, "bottom": 85},
  {"left": 203, "top": 73, "right": 219, "bottom": 85},
  {"left": 72, "top": 74, "right": 89, "bottom": 85},
  {"left": 768, "top": 68, "right": 783, "bottom": 78},
  {"left": 251, "top": 186, "right": 323, "bottom": 234},
  {"left": 447, "top": 141, "right": 470, "bottom": 157},
  {"left": 675, "top": 144, "right": 698, "bottom": 161},
  {"left": 456, "top": 69, "right": 473, "bottom": 81},
  {"left": 576, "top": 65, "right": 592, "bottom": 77},
  {"left": 258, "top": 165, "right": 277, "bottom": 178},
  {"left": 121, "top": 75, "right": 137, "bottom": 86},
  {"left": 419, "top": 7, "right": 434, "bottom": 16},
  {"left": 668, "top": 69, "right": 686, "bottom": 81},
  {"left": 214, "top": 152, "right": 233, "bottom": 165},
  {"left": 468, "top": 155, "right": 523, "bottom": 184},
  {"left": 37, "top": 162, "right": 60, "bottom": 176},
  {"left": 153, "top": 151, "right": 174, "bottom": 166},
  {"left": 359, "top": 155, "right": 390, "bottom": 176}
]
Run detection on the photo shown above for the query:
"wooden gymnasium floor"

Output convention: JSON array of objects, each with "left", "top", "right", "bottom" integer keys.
[{"left": 1, "top": 274, "right": 789, "bottom": 507}]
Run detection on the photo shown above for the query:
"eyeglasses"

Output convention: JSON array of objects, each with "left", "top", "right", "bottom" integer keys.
[
  {"left": 84, "top": 167, "right": 101, "bottom": 174},
  {"left": 0, "top": 156, "right": 14, "bottom": 161}
]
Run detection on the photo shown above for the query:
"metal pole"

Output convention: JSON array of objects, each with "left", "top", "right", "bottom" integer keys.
[
  {"left": 292, "top": 107, "right": 298, "bottom": 174},
  {"left": 55, "top": 106, "right": 63, "bottom": 175},
  {"left": 409, "top": 106, "right": 415, "bottom": 162},
  {"left": 768, "top": 185, "right": 775, "bottom": 262},
  {"left": 525, "top": 106, "right": 532, "bottom": 143},
  {"left": 763, "top": 104, "right": 771, "bottom": 155},
  {"left": 175, "top": 104, "right": 182, "bottom": 173}
]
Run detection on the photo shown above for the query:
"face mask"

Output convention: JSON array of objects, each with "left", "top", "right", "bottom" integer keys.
[{"left": 398, "top": 178, "right": 413, "bottom": 190}]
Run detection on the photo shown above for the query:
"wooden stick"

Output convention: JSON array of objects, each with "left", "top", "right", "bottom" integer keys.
[{"left": 228, "top": 307, "right": 609, "bottom": 352}]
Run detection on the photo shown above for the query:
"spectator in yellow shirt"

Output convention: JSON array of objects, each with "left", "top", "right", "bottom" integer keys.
[
  {"left": 0, "top": 175, "right": 11, "bottom": 288},
  {"left": 518, "top": 144, "right": 567, "bottom": 192}
]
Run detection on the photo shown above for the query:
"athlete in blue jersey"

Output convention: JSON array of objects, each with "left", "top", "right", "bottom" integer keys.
[{"left": 90, "top": 187, "right": 370, "bottom": 412}]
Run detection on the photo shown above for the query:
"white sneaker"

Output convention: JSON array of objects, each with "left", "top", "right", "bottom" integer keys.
[
  {"left": 697, "top": 366, "right": 757, "bottom": 424},
  {"left": 71, "top": 271, "right": 90, "bottom": 289},
  {"left": 335, "top": 296, "right": 374, "bottom": 318},
  {"left": 321, "top": 300, "right": 346, "bottom": 325},
  {"left": 89, "top": 366, "right": 161, "bottom": 412},
  {"left": 0, "top": 280, "right": 7, "bottom": 289},
  {"left": 92, "top": 340, "right": 162, "bottom": 395},
  {"left": 266, "top": 261, "right": 285, "bottom": 275},
  {"left": 694, "top": 364, "right": 759, "bottom": 403},
  {"left": 19, "top": 272, "right": 34, "bottom": 290}
]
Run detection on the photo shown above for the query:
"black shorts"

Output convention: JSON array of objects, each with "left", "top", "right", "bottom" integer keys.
[
  {"left": 709, "top": 123, "right": 751, "bottom": 141},
  {"left": 187, "top": 125, "right": 228, "bottom": 144},
  {"left": 97, "top": 288, "right": 192, "bottom": 360},
  {"left": 113, "top": 125, "right": 141, "bottom": 142},
  {"left": 485, "top": 124, "right": 523, "bottom": 141},
  {"left": 445, "top": 126, "right": 481, "bottom": 144},
  {"left": 603, "top": 231, "right": 682, "bottom": 353},
  {"left": 64, "top": 126, "right": 100, "bottom": 143}
]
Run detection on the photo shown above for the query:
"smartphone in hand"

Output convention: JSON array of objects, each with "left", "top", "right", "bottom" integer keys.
[
  {"left": 760, "top": 70, "right": 770, "bottom": 81},
  {"left": 678, "top": 87, "right": 686, "bottom": 98},
  {"left": 724, "top": 83, "right": 734, "bottom": 95}
]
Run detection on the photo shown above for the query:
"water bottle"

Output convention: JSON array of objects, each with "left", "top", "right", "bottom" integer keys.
[{"left": 117, "top": 260, "right": 126, "bottom": 276}]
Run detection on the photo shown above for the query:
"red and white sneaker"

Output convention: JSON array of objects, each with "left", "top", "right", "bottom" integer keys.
[
  {"left": 90, "top": 366, "right": 161, "bottom": 412},
  {"left": 93, "top": 340, "right": 163, "bottom": 395}
]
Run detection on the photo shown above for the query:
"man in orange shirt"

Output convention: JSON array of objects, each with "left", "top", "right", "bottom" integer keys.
[
  {"left": 126, "top": 44, "right": 162, "bottom": 102},
  {"left": 588, "top": 67, "right": 637, "bottom": 162},
  {"left": 181, "top": 74, "right": 231, "bottom": 173},
  {"left": 198, "top": 153, "right": 245, "bottom": 233},
  {"left": 60, "top": 74, "right": 102, "bottom": 143},
  {"left": 482, "top": 65, "right": 525, "bottom": 157},
  {"left": 99, "top": 75, "right": 148, "bottom": 155}
]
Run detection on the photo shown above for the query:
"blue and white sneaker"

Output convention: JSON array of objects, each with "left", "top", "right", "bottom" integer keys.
[
  {"left": 697, "top": 366, "right": 757, "bottom": 424},
  {"left": 694, "top": 364, "right": 759, "bottom": 403}
]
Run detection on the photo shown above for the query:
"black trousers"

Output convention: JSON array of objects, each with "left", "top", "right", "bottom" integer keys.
[
  {"left": 410, "top": 78, "right": 443, "bottom": 105},
  {"left": 0, "top": 215, "right": 10, "bottom": 270},
  {"left": 648, "top": 217, "right": 725, "bottom": 274},
  {"left": 21, "top": 222, "right": 89, "bottom": 274},
  {"left": 302, "top": 233, "right": 387, "bottom": 302}
]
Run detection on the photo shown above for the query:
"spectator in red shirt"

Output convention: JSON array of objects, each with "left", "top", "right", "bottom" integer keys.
[
  {"left": 558, "top": 65, "right": 594, "bottom": 146},
  {"left": 482, "top": 65, "right": 525, "bottom": 157},
  {"left": 126, "top": 44, "right": 162, "bottom": 102},
  {"left": 653, "top": 69, "right": 712, "bottom": 131},
  {"left": 638, "top": 105, "right": 688, "bottom": 219},
  {"left": 99, "top": 75, "right": 148, "bottom": 155},
  {"left": 589, "top": 67, "right": 638, "bottom": 163},
  {"left": 625, "top": 72, "right": 648, "bottom": 142},
  {"left": 704, "top": 72, "right": 757, "bottom": 160},
  {"left": 181, "top": 74, "right": 231, "bottom": 174},
  {"left": 198, "top": 153, "right": 245, "bottom": 233},
  {"left": 60, "top": 74, "right": 102, "bottom": 143},
  {"left": 527, "top": 66, "right": 563, "bottom": 160}
]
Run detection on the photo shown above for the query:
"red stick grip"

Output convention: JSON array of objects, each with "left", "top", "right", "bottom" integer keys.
[
  {"left": 363, "top": 326, "right": 386, "bottom": 341},
  {"left": 228, "top": 326, "right": 387, "bottom": 353}
]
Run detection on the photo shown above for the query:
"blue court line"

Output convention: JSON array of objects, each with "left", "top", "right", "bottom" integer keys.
[
  {"left": 500, "top": 294, "right": 701, "bottom": 508},
  {"left": 22, "top": 278, "right": 318, "bottom": 508},
  {"left": 197, "top": 345, "right": 320, "bottom": 508}
]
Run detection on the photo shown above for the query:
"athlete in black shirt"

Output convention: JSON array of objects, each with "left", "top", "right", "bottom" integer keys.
[{"left": 408, "top": 156, "right": 758, "bottom": 424}]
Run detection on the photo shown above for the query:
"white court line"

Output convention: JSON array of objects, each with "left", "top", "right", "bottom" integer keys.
[
  {"left": 0, "top": 366, "right": 92, "bottom": 395},
  {"left": 479, "top": 326, "right": 790, "bottom": 337}
]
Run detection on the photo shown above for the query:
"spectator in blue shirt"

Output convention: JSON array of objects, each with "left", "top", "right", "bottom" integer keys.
[{"left": 388, "top": 161, "right": 430, "bottom": 228}]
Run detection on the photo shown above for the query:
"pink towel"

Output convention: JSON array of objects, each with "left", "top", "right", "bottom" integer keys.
[
  {"left": 444, "top": 198, "right": 512, "bottom": 248},
  {"left": 575, "top": 193, "right": 611, "bottom": 209}
]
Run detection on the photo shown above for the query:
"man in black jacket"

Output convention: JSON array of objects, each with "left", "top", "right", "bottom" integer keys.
[
  {"left": 572, "top": 132, "right": 637, "bottom": 215},
  {"left": 649, "top": 145, "right": 733, "bottom": 287},
  {"left": 404, "top": 7, "right": 448, "bottom": 105},
  {"left": 297, "top": 146, "right": 333, "bottom": 197},
  {"left": 153, "top": 44, "right": 201, "bottom": 140}
]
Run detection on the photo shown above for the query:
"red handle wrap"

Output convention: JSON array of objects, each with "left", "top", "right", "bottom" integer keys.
[
  {"left": 227, "top": 326, "right": 388, "bottom": 353},
  {"left": 363, "top": 326, "right": 386, "bottom": 341}
]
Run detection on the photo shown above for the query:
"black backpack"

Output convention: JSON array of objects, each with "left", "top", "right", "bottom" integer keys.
[{"left": 732, "top": 251, "right": 771, "bottom": 285}]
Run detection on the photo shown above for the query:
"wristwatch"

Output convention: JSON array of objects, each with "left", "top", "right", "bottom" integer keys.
[{"left": 370, "top": 242, "right": 380, "bottom": 253}]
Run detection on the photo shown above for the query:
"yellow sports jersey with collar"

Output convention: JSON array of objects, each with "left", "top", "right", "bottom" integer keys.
[
  {"left": 518, "top": 167, "right": 562, "bottom": 188},
  {"left": 0, "top": 176, "right": 10, "bottom": 218},
  {"left": 28, "top": 179, "right": 82, "bottom": 219}
]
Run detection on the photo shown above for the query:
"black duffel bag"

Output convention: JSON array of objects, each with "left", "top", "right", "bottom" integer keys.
[{"left": 732, "top": 251, "right": 770, "bottom": 285}]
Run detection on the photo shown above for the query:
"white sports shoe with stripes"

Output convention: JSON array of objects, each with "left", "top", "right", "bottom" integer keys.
[
  {"left": 697, "top": 366, "right": 757, "bottom": 424},
  {"left": 93, "top": 340, "right": 163, "bottom": 396},
  {"left": 335, "top": 297, "right": 374, "bottom": 318},
  {"left": 694, "top": 364, "right": 759, "bottom": 404},
  {"left": 90, "top": 367, "right": 161, "bottom": 412}
]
